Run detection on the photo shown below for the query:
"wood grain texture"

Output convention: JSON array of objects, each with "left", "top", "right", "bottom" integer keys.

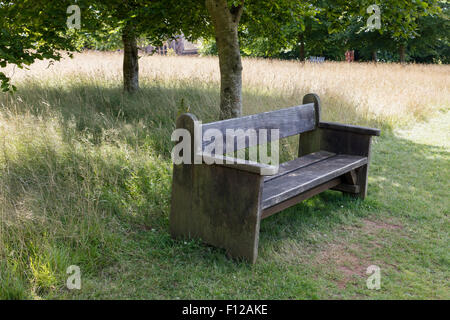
[
  {"left": 262, "top": 178, "right": 342, "bottom": 219},
  {"left": 319, "top": 128, "right": 373, "bottom": 199},
  {"left": 170, "top": 113, "right": 198, "bottom": 242},
  {"left": 172, "top": 160, "right": 264, "bottom": 264},
  {"left": 298, "top": 129, "right": 322, "bottom": 157},
  {"left": 264, "top": 150, "right": 335, "bottom": 182},
  {"left": 191, "top": 164, "right": 264, "bottom": 263},
  {"left": 319, "top": 122, "right": 380, "bottom": 136},
  {"left": 303, "top": 93, "right": 321, "bottom": 125},
  {"left": 171, "top": 112, "right": 264, "bottom": 263},
  {"left": 262, "top": 154, "right": 368, "bottom": 209},
  {"left": 298, "top": 127, "right": 376, "bottom": 199},
  {"left": 201, "top": 103, "right": 316, "bottom": 151},
  {"left": 200, "top": 153, "right": 278, "bottom": 175}
]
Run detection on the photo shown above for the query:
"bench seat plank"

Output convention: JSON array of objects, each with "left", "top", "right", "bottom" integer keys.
[
  {"left": 264, "top": 150, "right": 335, "bottom": 182},
  {"left": 262, "top": 154, "right": 368, "bottom": 209}
]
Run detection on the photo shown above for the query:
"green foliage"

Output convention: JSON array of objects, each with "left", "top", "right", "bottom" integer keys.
[
  {"left": 1, "top": 0, "right": 447, "bottom": 93},
  {"left": 0, "top": 0, "right": 211, "bottom": 91},
  {"left": 234, "top": 0, "right": 448, "bottom": 62},
  {"left": 199, "top": 38, "right": 218, "bottom": 56},
  {"left": 84, "top": 0, "right": 210, "bottom": 47},
  {"left": 0, "top": 1, "right": 79, "bottom": 91},
  {"left": 77, "top": 30, "right": 124, "bottom": 51},
  {"left": 408, "top": 1, "right": 450, "bottom": 63},
  {"left": 240, "top": 0, "right": 320, "bottom": 57}
]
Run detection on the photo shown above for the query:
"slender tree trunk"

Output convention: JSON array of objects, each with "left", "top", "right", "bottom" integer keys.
[
  {"left": 299, "top": 33, "right": 305, "bottom": 62},
  {"left": 206, "top": 0, "right": 244, "bottom": 119},
  {"left": 372, "top": 50, "right": 377, "bottom": 63},
  {"left": 399, "top": 44, "right": 406, "bottom": 64},
  {"left": 122, "top": 24, "right": 139, "bottom": 93}
]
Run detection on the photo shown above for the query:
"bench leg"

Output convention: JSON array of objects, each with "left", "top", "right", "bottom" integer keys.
[
  {"left": 331, "top": 168, "right": 368, "bottom": 199},
  {"left": 354, "top": 164, "right": 369, "bottom": 199},
  {"left": 170, "top": 164, "right": 264, "bottom": 264}
]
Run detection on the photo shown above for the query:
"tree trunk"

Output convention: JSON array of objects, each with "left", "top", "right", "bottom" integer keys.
[
  {"left": 206, "top": 0, "right": 244, "bottom": 119},
  {"left": 399, "top": 44, "right": 406, "bottom": 64},
  {"left": 122, "top": 24, "right": 139, "bottom": 93},
  {"left": 299, "top": 33, "right": 305, "bottom": 62},
  {"left": 372, "top": 50, "right": 377, "bottom": 63}
]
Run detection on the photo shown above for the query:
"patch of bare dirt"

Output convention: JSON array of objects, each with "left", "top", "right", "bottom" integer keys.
[
  {"left": 313, "top": 243, "right": 367, "bottom": 289},
  {"left": 311, "top": 218, "right": 403, "bottom": 289},
  {"left": 275, "top": 217, "right": 403, "bottom": 290},
  {"left": 361, "top": 219, "right": 403, "bottom": 233}
]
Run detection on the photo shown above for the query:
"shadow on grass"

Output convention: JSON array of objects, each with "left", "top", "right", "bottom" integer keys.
[
  {"left": 2, "top": 82, "right": 447, "bottom": 298},
  {"left": 3, "top": 81, "right": 391, "bottom": 158},
  {"left": 92, "top": 130, "right": 448, "bottom": 299}
]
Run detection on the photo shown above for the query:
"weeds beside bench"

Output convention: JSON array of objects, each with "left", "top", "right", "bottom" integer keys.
[{"left": 170, "top": 93, "right": 380, "bottom": 263}]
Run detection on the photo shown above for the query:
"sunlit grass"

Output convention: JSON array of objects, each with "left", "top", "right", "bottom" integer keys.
[
  {"left": 4, "top": 51, "right": 449, "bottom": 126},
  {"left": 0, "top": 52, "right": 449, "bottom": 299}
]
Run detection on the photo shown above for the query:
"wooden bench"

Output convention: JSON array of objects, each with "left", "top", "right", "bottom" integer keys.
[{"left": 170, "top": 93, "right": 380, "bottom": 263}]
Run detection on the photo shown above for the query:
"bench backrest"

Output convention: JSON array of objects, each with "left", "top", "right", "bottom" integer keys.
[{"left": 201, "top": 93, "right": 321, "bottom": 152}]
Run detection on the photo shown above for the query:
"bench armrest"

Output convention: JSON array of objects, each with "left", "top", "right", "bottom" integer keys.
[
  {"left": 199, "top": 153, "right": 279, "bottom": 176},
  {"left": 318, "top": 122, "right": 381, "bottom": 136}
]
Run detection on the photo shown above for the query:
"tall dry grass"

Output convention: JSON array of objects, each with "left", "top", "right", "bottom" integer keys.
[
  {"left": 4, "top": 51, "right": 449, "bottom": 127},
  {"left": 0, "top": 51, "right": 449, "bottom": 298}
]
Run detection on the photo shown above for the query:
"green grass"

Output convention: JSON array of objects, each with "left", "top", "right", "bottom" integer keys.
[{"left": 0, "top": 63, "right": 449, "bottom": 299}]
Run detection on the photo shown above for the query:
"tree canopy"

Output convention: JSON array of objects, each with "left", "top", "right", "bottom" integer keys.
[
  {"left": 200, "top": 0, "right": 447, "bottom": 63},
  {"left": 0, "top": 1, "right": 79, "bottom": 91},
  {"left": 1, "top": 0, "right": 448, "bottom": 100},
  {"left": 0, "top": 0, "right": 210, "bottom": 92}
]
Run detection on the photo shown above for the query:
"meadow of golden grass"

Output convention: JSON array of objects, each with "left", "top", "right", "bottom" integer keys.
[
  {"left": 4, "top": 51, "right": 449, "bottom": 126},
  {"left": 0, "top": 52, "right": 449, "bottom": 299}
]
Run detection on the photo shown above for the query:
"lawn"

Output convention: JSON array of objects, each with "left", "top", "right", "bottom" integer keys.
[{"left": 0, "top": 52, "right": 449, "bottom": 299}]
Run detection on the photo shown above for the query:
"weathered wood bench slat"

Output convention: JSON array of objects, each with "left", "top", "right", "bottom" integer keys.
[
  {"left": 318, "top": 122, "right": 381, "bottom": 136},
  {"left": 261, "top": 178, "right": 342, "bottom": 219},
  {"left": 200, "top": 153, "right": 278, "bottom": 175},
  {"left": 264, "top": 150, "right": 335, "bottom": 182},
  {"left": 202, "top": 103, "right": 316, "bottom": 151},
  {"left": 262, "top": 154, "right": 368, "bottom": 209}
]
